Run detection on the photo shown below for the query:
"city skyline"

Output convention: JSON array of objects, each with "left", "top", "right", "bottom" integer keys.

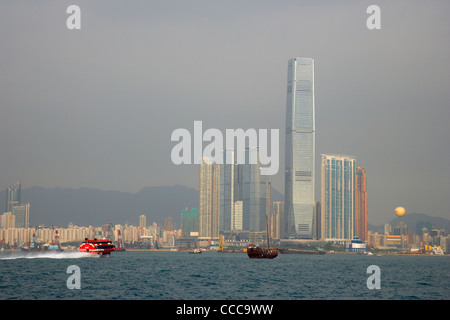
[{"left": 0, "top": 1, "right": 449, "bottom": 227}]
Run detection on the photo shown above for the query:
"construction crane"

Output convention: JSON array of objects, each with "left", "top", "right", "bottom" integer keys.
[{"left": 218, "top": 231, "right": 234, "bottom": 252}]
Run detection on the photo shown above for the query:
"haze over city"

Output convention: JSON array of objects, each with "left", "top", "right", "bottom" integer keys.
[{"left": 1, "top": 1, "right": 449, "bottom": 226}]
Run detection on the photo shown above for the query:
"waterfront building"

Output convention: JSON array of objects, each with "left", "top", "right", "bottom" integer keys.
[
  {"left": 284, "top": 57, "right": 316, "bottom": 239},
  {"left": 0, "top": 223, "right": 169, "bottom": 248},
  {"left": 368, "top": 231, "right": 386, "bottom": 248},
  {"left": 355, "top": 168, "right": 367, "bottom": 241},
  {"left": 386, "top": 234, "right": 403, "bottom": 248},
  {"left": 321, "top": 154, "right": 356, "bottom": 242},
  {"left": 123, "top": 224, "right": 140, "bottom": 244},
  {"left": 1, "top": 212, "right": 15, "bottom": 229},
  {"left": 346, "top": 236, "right": 368, "bottom": 253},
  {"left": 181, "top": 207, "right": 199, "bottom": 238}
]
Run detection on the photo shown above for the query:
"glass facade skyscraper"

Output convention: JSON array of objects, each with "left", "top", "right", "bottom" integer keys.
[
  {"left": 321, "top": 154, "right": 356, "bottom": 241},
  {"left": 242, "top": 147, "right": 266, "bottom": 232},
  {"left": 219, "top": 148, "right": 270, "bottom": 234},
  {"left": 284, "top": 57, "right": 315, "bottom": 238}
]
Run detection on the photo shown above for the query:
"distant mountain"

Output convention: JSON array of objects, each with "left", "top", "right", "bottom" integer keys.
[
  {"left": 368, "top": 213, "right": 450, "bottom": 234},
  {"left": 0, "top": 185, "right": 284, "bottom": 228}
]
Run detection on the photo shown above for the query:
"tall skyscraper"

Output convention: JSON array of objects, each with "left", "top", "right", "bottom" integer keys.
[
  {"left": 242, "top": 147, "right": 270, "bottom": 232},
  {"left": 218, "top": 148, "right": 270, "bottom": 234},
  {"left": 6, "top": 182, "right": 21, "bottom": 212},
  {"left": 321, "top": 154, "right": 356, "bottom": 241},
  {"left": 199, "top": 157, "right": 220, "bottom": 242},
  {"left": 219, "top": 149, "right": 237, "bottom": 233},
  {"left": 139, "top": 214, "right": 147, "bottom": 229},
  {"left": 355, "top": 168, "right": 368, "bottom": 241},
  {"left": 284, "top": 57, "right": 316, "bottom": 238}
]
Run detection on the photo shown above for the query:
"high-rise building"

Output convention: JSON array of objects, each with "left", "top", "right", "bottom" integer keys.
[
  {"left": 139, "top": 214, "right": 147, "bottom": 229},
  {"left": 12, "top": 203, "right": 30, "bottom": 229},
  {"left": 181, "top": 207, "right": 199, "bottom": 238},
  {"left": 199, "top": 157, "right": 220, "bottom": 241},
  {"left": 164, "top": 216, "right": 174, "bottom": 233},
  {"left": 284, "top": 57, "right": 316, "bottom": 238},
  {"left": 321, "top": 154, "right": 356, "bottom": 241},
  {"left": 219, "top": 149, "right": 237, "bottom": 233},
  {"left": 272, "top": 201, "right": 284, "bottom": 239},
  {"left": 6, "top": 182, "right": 21, "bottom": 212},
  {"left": 232, "top": 201, "right": 243, "bottom": 231},
  {"left": 218, "top": 148, "right": 270, "bottom": 234},
  {"left": 0, "top": 212, "right": 15, "bottom": 229},
  {"left": 314, "top": 201, "right": 321, "bottom": 240},
  {"left": 242, "top": 147, "right": 270, "bottom": 232},
  {"left": 355, "top": 168, "right": 367, "bottom": 241}
]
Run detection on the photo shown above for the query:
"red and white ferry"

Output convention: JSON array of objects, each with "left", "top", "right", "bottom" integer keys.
[{"left": 79, "top": 238, "right": 116, "bottom": 255}]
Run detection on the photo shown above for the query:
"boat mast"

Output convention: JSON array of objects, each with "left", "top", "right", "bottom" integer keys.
[{"left": 266, "top": 215, "right": 270, "bottom": 250}]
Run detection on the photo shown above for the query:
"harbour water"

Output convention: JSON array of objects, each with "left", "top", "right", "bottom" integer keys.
[{"left": 0, "top": 251, "right": 448, "bottom": 300}]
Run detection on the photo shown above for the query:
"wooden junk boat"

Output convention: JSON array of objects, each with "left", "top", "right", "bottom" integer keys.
[{"left": 247, "top": 216, "right": 279, "bottom": 259}]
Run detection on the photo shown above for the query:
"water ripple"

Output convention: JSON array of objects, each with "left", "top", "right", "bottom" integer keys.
[{"left": 0, "top": 251, "right": 448, "bottom": 300}]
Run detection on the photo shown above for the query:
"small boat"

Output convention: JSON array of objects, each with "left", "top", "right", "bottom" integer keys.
[
  {"left": 22, "top": 228, "right": 63, "bottom": 252},
  {"left": 47, "top": 229, "right": 63, "bottom": 251},
  {"left": 115, "top": 230, "right": 126, "bottom": 252},
  {"left": 79, "top": 238, "right": 116, "bottom": 255},
  {"left": 247, "top": 215, "right": 279, "bottom": 259},
  {"left": 21, "top": 233, "right": 41, "bottom": 252},
  {"left": 189, "top": 248, "right": 202, "bottom": 254}
]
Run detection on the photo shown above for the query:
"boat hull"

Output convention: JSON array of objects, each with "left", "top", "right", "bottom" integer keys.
[{"left": 247, "top": 246, "right": 279, "bottom": 259}]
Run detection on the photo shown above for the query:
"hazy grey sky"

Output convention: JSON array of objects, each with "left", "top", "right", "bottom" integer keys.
[{"left": 1, "top": 1, "right": 449, "bottom": 225}]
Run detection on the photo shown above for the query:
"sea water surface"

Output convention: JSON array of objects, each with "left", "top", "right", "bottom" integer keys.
[{"left": 0, "top": 251, "right": 448, "bottom": 300}]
